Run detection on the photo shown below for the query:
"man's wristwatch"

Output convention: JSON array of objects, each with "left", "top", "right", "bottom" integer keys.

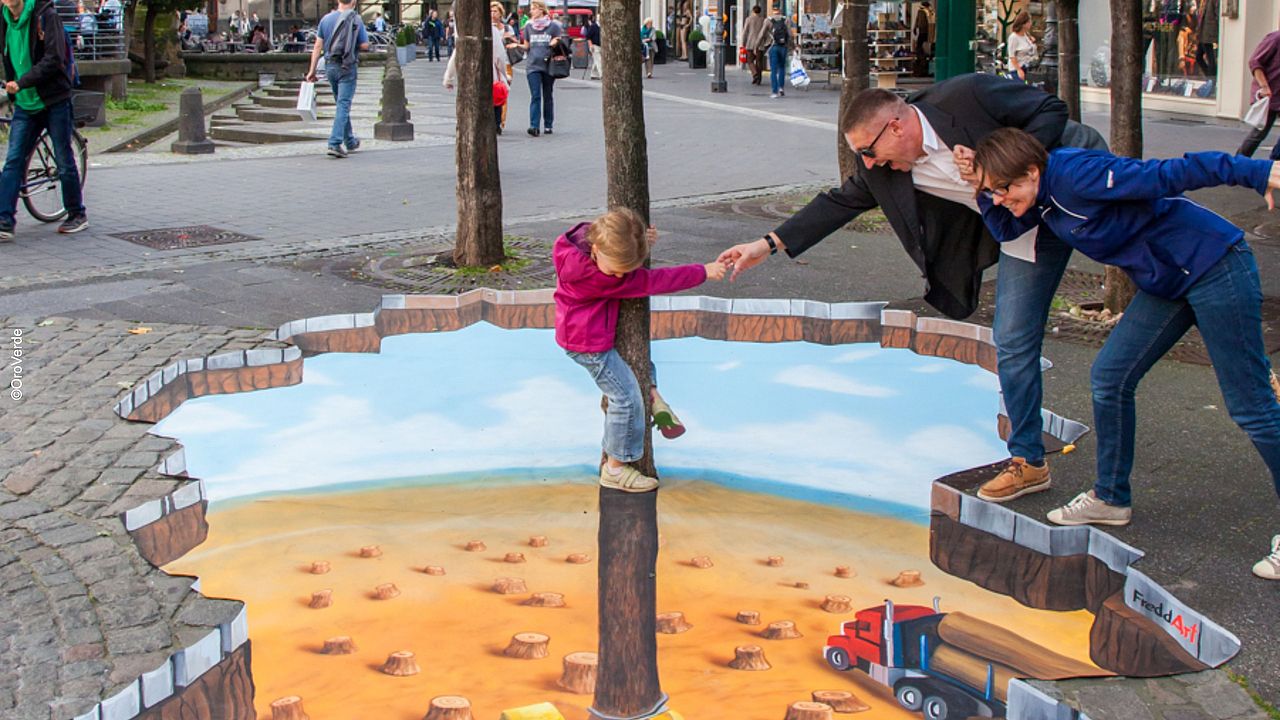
[{"left": 764, "top": 235, "right": 778, "bottom": 255}]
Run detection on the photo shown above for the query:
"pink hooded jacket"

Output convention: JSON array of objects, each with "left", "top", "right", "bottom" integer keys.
[{"left": 554, "top": 222, "right": 707, "bottom": 353}]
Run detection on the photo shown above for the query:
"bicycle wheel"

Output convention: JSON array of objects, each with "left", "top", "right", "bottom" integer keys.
[{"left": 23, "top": 130, "right": 88, "bottom": 223}]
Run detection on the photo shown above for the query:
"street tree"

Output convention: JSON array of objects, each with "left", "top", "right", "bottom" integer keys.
[
  {"left": 1105, "top": 0, "right": 1142, "bottom": 312},
  {"left": 1057, "top": 0, "right": 1081, "bottom": 121},
  {"left": 136, "top": 0, "right": 202, "bottom": 83},
  {"left": 836, "top": 0, "right": 870, "bottom": 180},
  {"left": 594, "top": 0, "right": 663, "bottom": 717},
  {"left": 452, "top": 0, "right": 504, "bottom": 267}
]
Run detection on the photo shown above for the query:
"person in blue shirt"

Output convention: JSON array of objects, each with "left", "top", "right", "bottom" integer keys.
[
  {"left": 304, "top": 0, "right": 369, "bottom": 158},
  {"left": 968, "top": 127, "right": 1280, "bottom": 581}
]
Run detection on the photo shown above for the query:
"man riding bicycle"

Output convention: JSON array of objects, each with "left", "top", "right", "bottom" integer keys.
[{"left": 0, "top": 0, "right": 86, "bottom": 241}]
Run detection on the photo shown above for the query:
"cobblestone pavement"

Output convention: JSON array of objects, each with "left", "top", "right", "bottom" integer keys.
[{"left": 2, "top": 57, "right": 1279, "bottom": 720}]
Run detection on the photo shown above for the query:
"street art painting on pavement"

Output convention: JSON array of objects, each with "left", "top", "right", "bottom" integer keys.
[{"left": 112, "top": 293, "right": 1241, "bottom": 720}]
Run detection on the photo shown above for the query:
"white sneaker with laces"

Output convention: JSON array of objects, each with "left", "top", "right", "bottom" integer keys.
[
  {"left": 1046, "top": 490, "right": 1132, "bottom": 527},
  {"left": 1254, "top": 535, "right": 1280, "bottom": 580}
]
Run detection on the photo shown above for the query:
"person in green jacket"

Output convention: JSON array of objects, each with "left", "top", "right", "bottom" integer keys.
[{"left": 0, "top": 0, "right": 86, "bottom": 240}]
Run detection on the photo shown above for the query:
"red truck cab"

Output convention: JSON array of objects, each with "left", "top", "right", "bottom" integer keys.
[{"left": 825, "top": 603, "right": 937, "bottom": 671}]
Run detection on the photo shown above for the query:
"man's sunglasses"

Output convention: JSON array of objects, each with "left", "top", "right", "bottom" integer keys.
[{"left": 853, "top": 118, "right": 895, "bottom": 160}]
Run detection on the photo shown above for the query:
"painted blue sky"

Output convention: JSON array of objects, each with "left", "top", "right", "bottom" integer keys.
[{"left": 152, "top": 323, "right": 1008, "bottom": 511}]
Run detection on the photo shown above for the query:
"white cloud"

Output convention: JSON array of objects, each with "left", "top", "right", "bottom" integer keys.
[
  {"left": 714, "top": 360, "right": 742, "bottom": 372},
  {"left": 965, "top": 372, "right": 1002, "bottom": 392},
  {"left": 773, "top": 365, "right": 897, "bottom": 398},
  {"left": 301, "top": 368, "right": 338, "bottom": 386},
  {"left": 833, "top": 348, "right": 882, "bottom": 363},
  {"left": 151, "top": 403, "right": 263, "bottom": 437},
  {"left": 911, "top": 365, "right": 946, "bottom": 374}
]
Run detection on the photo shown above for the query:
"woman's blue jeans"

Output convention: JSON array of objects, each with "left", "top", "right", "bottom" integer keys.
[
  {"left": 992, "top": 230, "right": 1075, "bottom": 465},
  {"left": 568, "top": 349, "right": 656, "bottom": 463},
  {"left": 1090, "top": 242, "right": 1280, "bottom": 506},
  {"left": 0, "top": 99, "right": 83, "bottom": 227},
  {"left": 768, "top": 45, "right": 787, "bottom": 94},
  {"left": 527, "top": 70, "right": 554, "bottom": 131}
]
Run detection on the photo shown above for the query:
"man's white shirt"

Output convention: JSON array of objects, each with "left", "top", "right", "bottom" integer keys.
[{"left": 909, "top": 105, "right": 1036, "bottom": 262}]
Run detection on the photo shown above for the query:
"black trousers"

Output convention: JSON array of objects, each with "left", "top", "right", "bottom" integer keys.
[
  {"left": 1194, "top": 42, "right": 1217, "bottom": 78},
  {"left": 1238, "top": 108, "right": 1280, "bottom": 160}
]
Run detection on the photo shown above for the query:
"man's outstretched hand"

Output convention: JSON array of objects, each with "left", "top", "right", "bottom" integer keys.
[{"left": 717, "top": 238, "right": 771, "bottom": 281}]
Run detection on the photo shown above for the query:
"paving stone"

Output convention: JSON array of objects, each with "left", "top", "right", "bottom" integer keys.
[
  {"left": 41, "top": 523, "right": 101, "bottom": 548},
  {"left": 104, "top": 623, "right": 171, "bottom": 655},
  {"left": 1071, "top": 682, "right": 1159, "bottom": 720},
  {"left": 95, "top": 468, "right": 145, "bottom": 485},
  {"left": 113, "top": 451, "right": 161, "bottom": 468}
]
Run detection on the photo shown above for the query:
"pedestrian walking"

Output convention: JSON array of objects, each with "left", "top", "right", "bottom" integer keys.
[
  {"left": 641, "top": 17, "right": 657, "bottom": 78},
  {"left": 1194, "top": 0, "right": 1217, "bottom": 79},
  {"left": 305, "top": 0, "right": 369, "bottom": 158},
  {"left": 765, "top": 6, "right": 793, "bottom": 98},
  {"left": 424, "top": 9, "right": 442, "bottom": 61},
  {"left": 1239, "top": 22, "right": 1280, "bottom": 160},
  {"left": 969, "top": 127, "right": 1280, "bottom": 582},
  {"left": 443, "top": 1, "right": 510, "bottom": 135},
  {"left": 716, "top": 76, "right": 1107, "bottom": 504},
  {"left": 516, "top": 0, "right": 563, "bottom": 137},
  {"left": 739, "top": 4, "right": 767, "bottom": 86},
  {"left": 0, "top": 0, "right": 87, "bottom": 240},
  {"left": 583, "top": 14, "right": 601, "bottom": 80},
  {"left": 1005, "top": 11, "right": 1037, "bottom": 82},
  {"left": 446, "top": 11, "right": 456, "bottom": 57},
  {"left": 373, "top": 12, "right": 386, "bottom": 33}
]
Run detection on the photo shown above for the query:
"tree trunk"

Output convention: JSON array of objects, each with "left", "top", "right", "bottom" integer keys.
[
  {"left": 1058, "top": 0, "right": 1081, "bottom": 121},
  {"left": 124, "top": 1, "right": 137, "bottom": 46},
  {"left": 207, "top": 0, "right": 218, "bottom": 39},
  {"left": 728, "top": 645, "right": 771, "bottom": 670},
  {"left": 837, "top": 0, "right": 870, "bottom": 180},
  {"left": 381, "top": 651, "right": 421, "bottom": 676},
  {"left": 655, "top": 612, "right": 693, "bottom": 633},
  {"left": 308, "top": 589, "right": 332, "bottom": 609},
  {"left": 270, "top": 696, "right": 310, "bottom": 720},
  {"left": 1105, "top": 0, "right": 1142, "bottom": 313},
  {"left": 735, "top": 610, "right": 761, "bottom": 625},
  {"left": 424, "top": 696, "right": 474, "bottom": 720},
  {"left": 504, "top": 632, "right": 551, "bottom": 659},
  {"left": 452, "top": 0, "right": 504, "bottom": 267},
  {"left": 321, "top": 636, "right": 356, "bottom": 654},
  {"left": 143, "top": 5, "right": 157, "bottom": 84},
  {"left": 785, "top": 702, "right": 834, "bottom": 720},
  {"left": 558, "top": 652, "right": 599, "bottom": 694},
  {"left": 595, "top": 0, "right": 663, "bottom": 716},
  {"left": 762, "top": 620, "right": 803, "bottom": 640},
  {"left": 811, "top": 690, "right": 870, "bottom": 713}
]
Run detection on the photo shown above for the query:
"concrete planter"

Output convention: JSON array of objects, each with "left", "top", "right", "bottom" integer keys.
[{"left": 396, "top": 45, "right": 416, "bottom": 65}]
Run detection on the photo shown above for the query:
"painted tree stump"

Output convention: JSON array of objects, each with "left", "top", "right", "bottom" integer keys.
[
  {"left": 308, "top": 590, "right": 332, "bottom": 609},
  {"left": 528, "top": 535, "right": 549, "bottom": 547},
  {"left": 763, "top": 620, "right": 803, "bottom": 640},
  {"left": 785, "top": 701, "right": 834, "bottom": 720},
  {"left": 820, "top": 595, "right": 853, "bottom": 614},
  {"left": 270, "top": 696, "right": 309, "bottom": 720},
  {"left": 566, "top": 553, "right": 592, "bottom": 564},
  {"left": 492, "top": 577, "right": 528, "bottom": 594},
  {"left": 794, "top": 581, "right": 810, "bottom": 589},
  {"left": 504, "top": 552, "right": 526, "bottom": 564},
  {"left": 465, "top": 540, "right": 486, "bottom": 552},
  {"left": 381, "top": 650, "right": 420, "bottom": 676},
  {"left": 522, "top": 592, "right": 566, "bottom": 608},
  {"left": 766, "top": 556, "right": 785, "bottom": 567},
  {"left": 891, "top": 570, "right": 925, "bottom": 587},
  {"left": 736, "top": 610, "right": 761, "bottom": 625},
  {"left": 656, "top": 612, "right": 693, "bottom": 634},
  {"left": 320, "top": 636, "right": 356, "bottom": 654},
  {"left": 691, "top": 556, "right": 713, "bottom": 568},
  {"left": 728, "top": 644, "right": 771, "bottom": 670},
  {"left": 811, "top": 690, "right": 870, "bottom": 713},
  {"left": 834, "top": 565, "right": 855, "bottom": 579},
  {"left": 359, "top": 545, "right": 382, "bottom": 558},
  {"left": 374, "top": 583, "right": 400, "bottom": 600},
  {"left": 557, "top": 651, "right": 598, "bottom": 694},
  {"left": 423, "top": 565, "right": 446, "bottom": 576},
  {"left": 503, "top": 632, "right": 550, "bottom": 659},
  {"left": 424, "top": 695, "right": 473, "bottom": 720},
  {"left": 309, "top": 561, "right": 330, "bottom": 574}
]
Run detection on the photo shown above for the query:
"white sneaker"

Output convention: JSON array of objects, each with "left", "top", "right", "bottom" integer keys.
[
  {"left": 1046, "top": 490, "right": 1132, "bottom": 527},
  {"left": 1254, "top": 535, "right": 1280, "bottom": 580},
  {"left": 770, "top": 92, "right": 779, "bottom": 98}
]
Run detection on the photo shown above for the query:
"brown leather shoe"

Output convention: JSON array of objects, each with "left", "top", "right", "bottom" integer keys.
[{"left": 977, "top": 457, "right": 1052, "bottom": 503}]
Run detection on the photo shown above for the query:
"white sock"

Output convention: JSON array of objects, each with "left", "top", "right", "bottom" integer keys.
[{"left": 605, "top": 464, "right": 623, "bottom": 476}]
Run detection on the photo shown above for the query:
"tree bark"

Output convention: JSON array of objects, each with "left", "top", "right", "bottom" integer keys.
[
  {"left": 452, "top": 0, "right": 504, "bottom": 267},
  {"left": 1058, "top": 0, "right": 1081, "bottom": 121},
  {"left": 655, "top": 612, "right": 693, "bottom": 634},
  {"left": 728, "top": 645, "right": 771, "bottom": 670},
  {"left": 1105, "top": 0, "right": 1143, "bottom": 313},
  {"left": 504, "top": 632, "right": 551, "bottom": 659},
  {"left": 143, "top": 5, "right": 157, "bottom": 84},
  {"left": 207, "top": 0, "right": 218, "bottom": 39},
  {"left": 559, "top": 652, "right": 599, "bottom": 694},
  {"left": 837, "top": 0, "right": 870, "bottom": 180},
  {"left": 595, "top": 0, "right": 663, "bottom": 716}
]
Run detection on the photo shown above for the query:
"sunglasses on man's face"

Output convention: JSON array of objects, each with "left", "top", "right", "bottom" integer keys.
[{"left": 853, "top": 118, "right": 895, "bottom": 160}]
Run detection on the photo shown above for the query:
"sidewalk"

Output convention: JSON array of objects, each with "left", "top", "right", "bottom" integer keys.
[{"left": 2, "top": 59, "right": 1279, "bottom": 719}]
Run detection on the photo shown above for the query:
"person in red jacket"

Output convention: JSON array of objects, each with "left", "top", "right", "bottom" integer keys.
[{"left": 554, "top": 208, "right": 726, "bottom": 492}]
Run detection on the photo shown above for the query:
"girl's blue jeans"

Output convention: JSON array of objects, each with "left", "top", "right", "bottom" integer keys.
[{"left": 568, "top": 349, "right": 656, "bottom": 463}]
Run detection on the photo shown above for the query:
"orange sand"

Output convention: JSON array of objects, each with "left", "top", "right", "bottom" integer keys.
[{"left": 165, "top": 478, "right": 1102, "bottom": 720}]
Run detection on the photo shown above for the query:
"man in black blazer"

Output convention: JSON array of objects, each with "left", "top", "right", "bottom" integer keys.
[{"left": 718, "top": 73, "right": 1106, "bottom": 504}]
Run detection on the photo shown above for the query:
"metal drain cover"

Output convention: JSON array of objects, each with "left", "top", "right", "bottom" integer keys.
[{"left": 111, "top": 225, "right": 261, "bottom": 250}]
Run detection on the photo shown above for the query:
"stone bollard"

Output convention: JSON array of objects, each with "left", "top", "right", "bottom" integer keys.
[
  {"left": 374, "top": 65, "right": 414, "bottom": 141},
  {"left": 170, "top": 87, "right": 215, "bottom": 154}
]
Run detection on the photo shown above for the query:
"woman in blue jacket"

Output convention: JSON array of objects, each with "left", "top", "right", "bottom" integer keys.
[{"left": 970, "top": 127, "right": 1280, "bottom": 581}]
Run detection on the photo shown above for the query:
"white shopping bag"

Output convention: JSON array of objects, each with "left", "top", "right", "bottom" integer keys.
[
  {"left": 1244, "top": 92, "right": 1269, "bottom": 130},
  {"left": 296, "top": 81, "right": 317, "bottom": 121},
  {"left": 789, "top": 56, "right": 810, "bottom": 88}
]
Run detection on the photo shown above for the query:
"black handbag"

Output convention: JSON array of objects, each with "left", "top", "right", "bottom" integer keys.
[
  {"left": 507, "top": 44, "right": 526, "bottom": 65},
  {"left": 548, "top": 55, "right": 571, "bottom": 78}
]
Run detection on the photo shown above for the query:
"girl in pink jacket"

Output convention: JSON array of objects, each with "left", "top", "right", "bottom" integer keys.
[{"left": 554, "top": 209, "right": 726, "bottom": 492}]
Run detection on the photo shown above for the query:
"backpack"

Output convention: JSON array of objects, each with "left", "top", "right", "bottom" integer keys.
[
  {"left": 37, "top": 13, "right": 79, "bottom": 87},
  {"left": 770, "top": 17, "right": 788, "bottom": 46},
  {"left": 324, "top": 10, "right": 361, "bottom": 71}
]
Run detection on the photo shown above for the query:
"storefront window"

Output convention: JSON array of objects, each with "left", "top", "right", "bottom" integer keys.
[{"left": 1081, "top": 0, "right": 1219, "bottom": 100}]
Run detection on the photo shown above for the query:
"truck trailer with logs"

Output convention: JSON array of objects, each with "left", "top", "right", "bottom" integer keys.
[{"left": 823, "top": 599, "right": 1099, "bottom": 719}]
